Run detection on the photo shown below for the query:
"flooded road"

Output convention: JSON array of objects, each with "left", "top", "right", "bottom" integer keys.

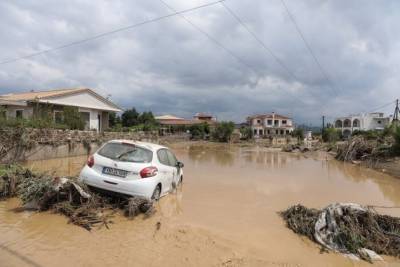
[{"left": 1, "top": 144, "right": 400, "bottom": 266}]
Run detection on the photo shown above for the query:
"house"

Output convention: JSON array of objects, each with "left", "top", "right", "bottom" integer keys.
[
  {"left": 0, "top": 88, "right": 122, "bottom": 131},
  {"left": 193, "top": 112, "right": 216, "bottom": 122},
  {"left": 334, "top": 112, "right": 391, "bottom": 137},
  {"left": 247, "top": 113, "right": 294, "bottom": 137},
  {"left": 155, "top": 113, "right": 217, "bottom": 134}
]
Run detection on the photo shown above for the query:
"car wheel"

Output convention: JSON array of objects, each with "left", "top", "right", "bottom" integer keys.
[{"left": 152, "top": 185, "right": 161, "bottom": 201}]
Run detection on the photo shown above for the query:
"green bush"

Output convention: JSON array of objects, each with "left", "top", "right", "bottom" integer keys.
[
  {"left": 322, "top": 128, "right": 342, "bottom": 143},
  {"left": 211, "top": 121, "right": 235, "bottom": 142},
  {"left": 392, "top": 126, "right": 400, "bottom": 155},
  {"left": 63, "top": 106, "right": 85, "bottom": 130},
  {"left": 239, "top": 126, "right": 253, "bottom": 140},
  {"left": 291, "top": 128, "right": 304, "bottom": 139},
  {"left": 189, "top": 123, "right": 210, "bottom": 140}
]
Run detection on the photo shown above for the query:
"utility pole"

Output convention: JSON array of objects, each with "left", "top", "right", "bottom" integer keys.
[
  {"left": 393, "top": 99, "right": 399, "bottom": 125},
  {"left": 322, "top": 115, "right": 325, "bottom": 131}
]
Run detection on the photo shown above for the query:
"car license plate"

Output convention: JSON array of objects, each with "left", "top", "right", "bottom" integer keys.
[{"left": 102, "top": 167, "right": 127, "bottom": 178}]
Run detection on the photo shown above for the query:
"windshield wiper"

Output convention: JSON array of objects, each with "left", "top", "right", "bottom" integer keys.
[{"left": 116, "top": 149, "right": 137, "bottom": 160}]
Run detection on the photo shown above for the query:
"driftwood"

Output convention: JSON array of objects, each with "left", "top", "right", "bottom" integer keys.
[
  {"left": 335, "top": 136, "right": 392, "bottom": 165},
  {"left": 281, "top": 203, "right": 400, "bottom": 262},
  {"left": 0, "top": 165, "right": 154, "bottom": 230}
]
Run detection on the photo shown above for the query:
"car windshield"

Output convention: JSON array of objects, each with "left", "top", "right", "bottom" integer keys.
[{"left": 98, "top": 142, "right": 153, "bottom": 163}]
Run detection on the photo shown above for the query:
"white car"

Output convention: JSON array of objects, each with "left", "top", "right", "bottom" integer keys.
[{"left": 79, "top": 140, "right": 184, "bottom": 200}]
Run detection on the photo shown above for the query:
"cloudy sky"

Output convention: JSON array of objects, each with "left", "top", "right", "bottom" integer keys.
[{"left": 0, "top": 0, "right": 399, "bottom": 124}]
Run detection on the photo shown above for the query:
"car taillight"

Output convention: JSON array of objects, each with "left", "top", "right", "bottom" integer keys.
[
  {"left": 87, "top": 155, "right": 94, "bottom": 168},
  {"left": 140, "top": 166, "right": 158, "bottom": 178}
]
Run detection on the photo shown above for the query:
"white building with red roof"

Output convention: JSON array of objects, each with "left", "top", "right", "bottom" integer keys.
[{"left": 247, "top": 112, "right": 294, "bottom": 137}]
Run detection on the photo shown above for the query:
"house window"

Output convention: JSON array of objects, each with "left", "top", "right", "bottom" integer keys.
[
  {"left": 16, "top": 110, "right": 23, "bottom": 119},
  {"left": 286, "top": 130, "right": 290, "bottom": 134},
  {"left": 267, "top": 119, "right": 272, "bottom": 125},
  {"left": 274, "top": 120, "right": 279, "bottom": 126},
  {"left": 280, "top": 130, "right": 284, "bottom": 135},
  {"left": 257, "top": 119, "right": 261, "bottom": 124},
  {"left": 267, "top": 130, "right": 270, "bottom": 135},
  {"left": 258, "top": 129, "right": 263, "bottom": 135},
  {"left": 282, "top": 120, "right": 287, "bottom": 125},
  {"left": 254, "top": 129, "right": 257, "bottom": 135},
  {"left": 377, "top": 120, "right": 382, "bottom": 124},
  {"left": 54, "top": 111, "right": 63, "bottom": 124},
  {"left": 275, "top": 130, "right": 279, "bottom": 135}
]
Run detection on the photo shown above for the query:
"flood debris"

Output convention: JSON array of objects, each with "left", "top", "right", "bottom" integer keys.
[
  {"left": 335, "top": 136, "right": 392, "bottom": 164},
  {"left": 282, "top": 144, "right": 309, "bottom": 153},
  {"left": 281, "top": 203, "right": 400, "bottom": 262},
  {"left": 0, "top": 165, "right": 154, "bottom": 230}
]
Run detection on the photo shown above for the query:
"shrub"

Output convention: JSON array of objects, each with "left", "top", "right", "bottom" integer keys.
[
  {"left": 292, "top": 128, "right": 304, "bottom": 140},
  {"left": 189, "top": 123, "right": 210, "bottom": 140},
  {"left": 392, "top": 125, "right": 400, "bottom": 155},
  {"left": 63, "top": 106, "right": 85, "bottom": 130},
  {"left": 322, "top": 128, "right": 342, "bottom": 143},
  {"left": 211, "top": 121, "right": 235, "bottom": 142},
  {"left": 239, "top": 126, "right": 253, "bottom": 140}
]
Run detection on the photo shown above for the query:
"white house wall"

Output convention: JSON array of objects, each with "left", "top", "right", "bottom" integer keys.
[
  {"left": 41, "top": 92, "right": 120, "bottom": 112},
  {"left": 79, "top": 108, "right": 100, "bottom": 131}
]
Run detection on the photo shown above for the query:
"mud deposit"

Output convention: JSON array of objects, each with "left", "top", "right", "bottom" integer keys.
[{"left": 1, "top": 145, "right": 400, "bottom": 266}]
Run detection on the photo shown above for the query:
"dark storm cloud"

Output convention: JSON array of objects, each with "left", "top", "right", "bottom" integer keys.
[{"left": 0, "top": 0, "right": 399, "bottom": 124}]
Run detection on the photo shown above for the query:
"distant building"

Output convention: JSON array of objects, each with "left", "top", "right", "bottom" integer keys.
[
  {"left": 193, "top": 113, "right": 216, "bottom": 122},
  {"left": 334, "top": 112, "right": 391, "bottom": 137},
  {"left": 0, "top": 88, "right": 121, "bottom": 132},
  {"left": 155, "top": 113, "right": 216, "bottom": 134},
  {"left": 247, "top": 113, "right": 294, "bottom": 137}
]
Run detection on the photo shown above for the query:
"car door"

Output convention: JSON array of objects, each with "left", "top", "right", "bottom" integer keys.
[
  {"left": 156, "top": 149, "right": 174, "bottom": 193},
  {"left": 165, "top": 149, "right": 180, "bottom": 185}
]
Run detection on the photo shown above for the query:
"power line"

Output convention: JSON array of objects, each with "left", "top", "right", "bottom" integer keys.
[
  {"left": 280, "top": 0, "right": 339, "bottom": 97},
  {"left": 367, "top": 100, "right": 396, "bottom": 113},
  {"left": 0, "top": 0, "right": 225, "bottom": 65},
  {"left": 158, "top": 0, "right": 311, "bottom": 107},
  {"left": 220, "top": 1, "right": 321, "bottom": 102}
]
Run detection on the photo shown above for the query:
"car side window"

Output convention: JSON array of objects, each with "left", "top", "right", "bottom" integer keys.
[
  {"left": 157, "top": 149, "right": 170, "bottom": 166},
  {"left": 166, "top": 150, "right": 177, "bottom": 167}
]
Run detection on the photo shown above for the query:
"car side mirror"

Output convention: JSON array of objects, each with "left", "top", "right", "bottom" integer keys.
[{"left": 176, "top": 161, "right": 184, "bottom": 168}]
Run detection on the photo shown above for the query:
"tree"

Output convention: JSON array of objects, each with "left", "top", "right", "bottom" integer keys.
[
  {"left": 189, "top": 123, "right": 209, "bottom": 140},
  {"left": 212, "top": 121, "right": 235, "bottom": 142},
  {"left": 121, "top": 108, "right": 139, "bottom": 127},
  {"left": 322, "top": 127, "right": 341, "bottom": 143},
  {"left": 63, "top": 106, "right": 85, "bottom": 130},
  {"left": 392, "top": 126, "right": 400, "bottom": 155},
  {"left": 239, "top": 126, "right": 253, "bottom": 140},
  {"left": 138, "top": 111, "right": 157, "bottom": 125},
  {"left": 291, "top": 128, "right": 304, "bottom": 140}
]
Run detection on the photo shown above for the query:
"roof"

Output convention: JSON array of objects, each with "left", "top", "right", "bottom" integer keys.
[
  {"left": 158, "top": 119, "right": 204, "bottom": 126},
  {"left": 0, "top": 88, "right": 122, "bottom": 111},
  {"left": 247, "top": 113, "right": 291, "bottom": 120},
  {"left": 155, "top": 114, "right": 185, "bottom": 120},
  {"left": 194, "top": 112, "right": 214, "bottom": 118}
]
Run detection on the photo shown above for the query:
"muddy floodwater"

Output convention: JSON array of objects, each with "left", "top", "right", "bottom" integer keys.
[{"left": 2, "top": 144, "right": 400, "bottom": 267}]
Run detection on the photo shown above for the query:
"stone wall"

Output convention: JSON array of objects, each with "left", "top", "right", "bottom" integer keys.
[
  {"left": 255, "top": 136, "right": 299, "bottom": 147},
  {"left": 0, "top": 128, "right": 159, "bottom": 163}
]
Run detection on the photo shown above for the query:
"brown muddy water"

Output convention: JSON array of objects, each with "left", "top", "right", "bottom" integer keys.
[{"left": 1, "top": 144, "right": 400, "bottom": 267}]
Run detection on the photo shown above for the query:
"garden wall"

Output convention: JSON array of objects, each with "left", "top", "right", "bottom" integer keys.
[{"left": 0, "top": 128, "right": 159, "bottom": 162}]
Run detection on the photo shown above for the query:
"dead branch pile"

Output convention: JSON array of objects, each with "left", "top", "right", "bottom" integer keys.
[
  {"left": 281, "top": 203, "right": 400, "bottom": 262},
  {"left": 335, "top": 136, "right": 392, "bottom": 163},
  {"left": 0, "top": 165, "right": 154, "bottom": 230}
]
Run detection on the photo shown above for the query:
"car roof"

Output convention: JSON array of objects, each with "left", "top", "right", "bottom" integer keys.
[{"left": 107, "top": 139, "right": 168, "bottom": 151}]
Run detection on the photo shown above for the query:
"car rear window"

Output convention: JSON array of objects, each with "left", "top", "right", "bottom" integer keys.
[{"left": 98, "top": 142, "right": 153, "bottom": 163}]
